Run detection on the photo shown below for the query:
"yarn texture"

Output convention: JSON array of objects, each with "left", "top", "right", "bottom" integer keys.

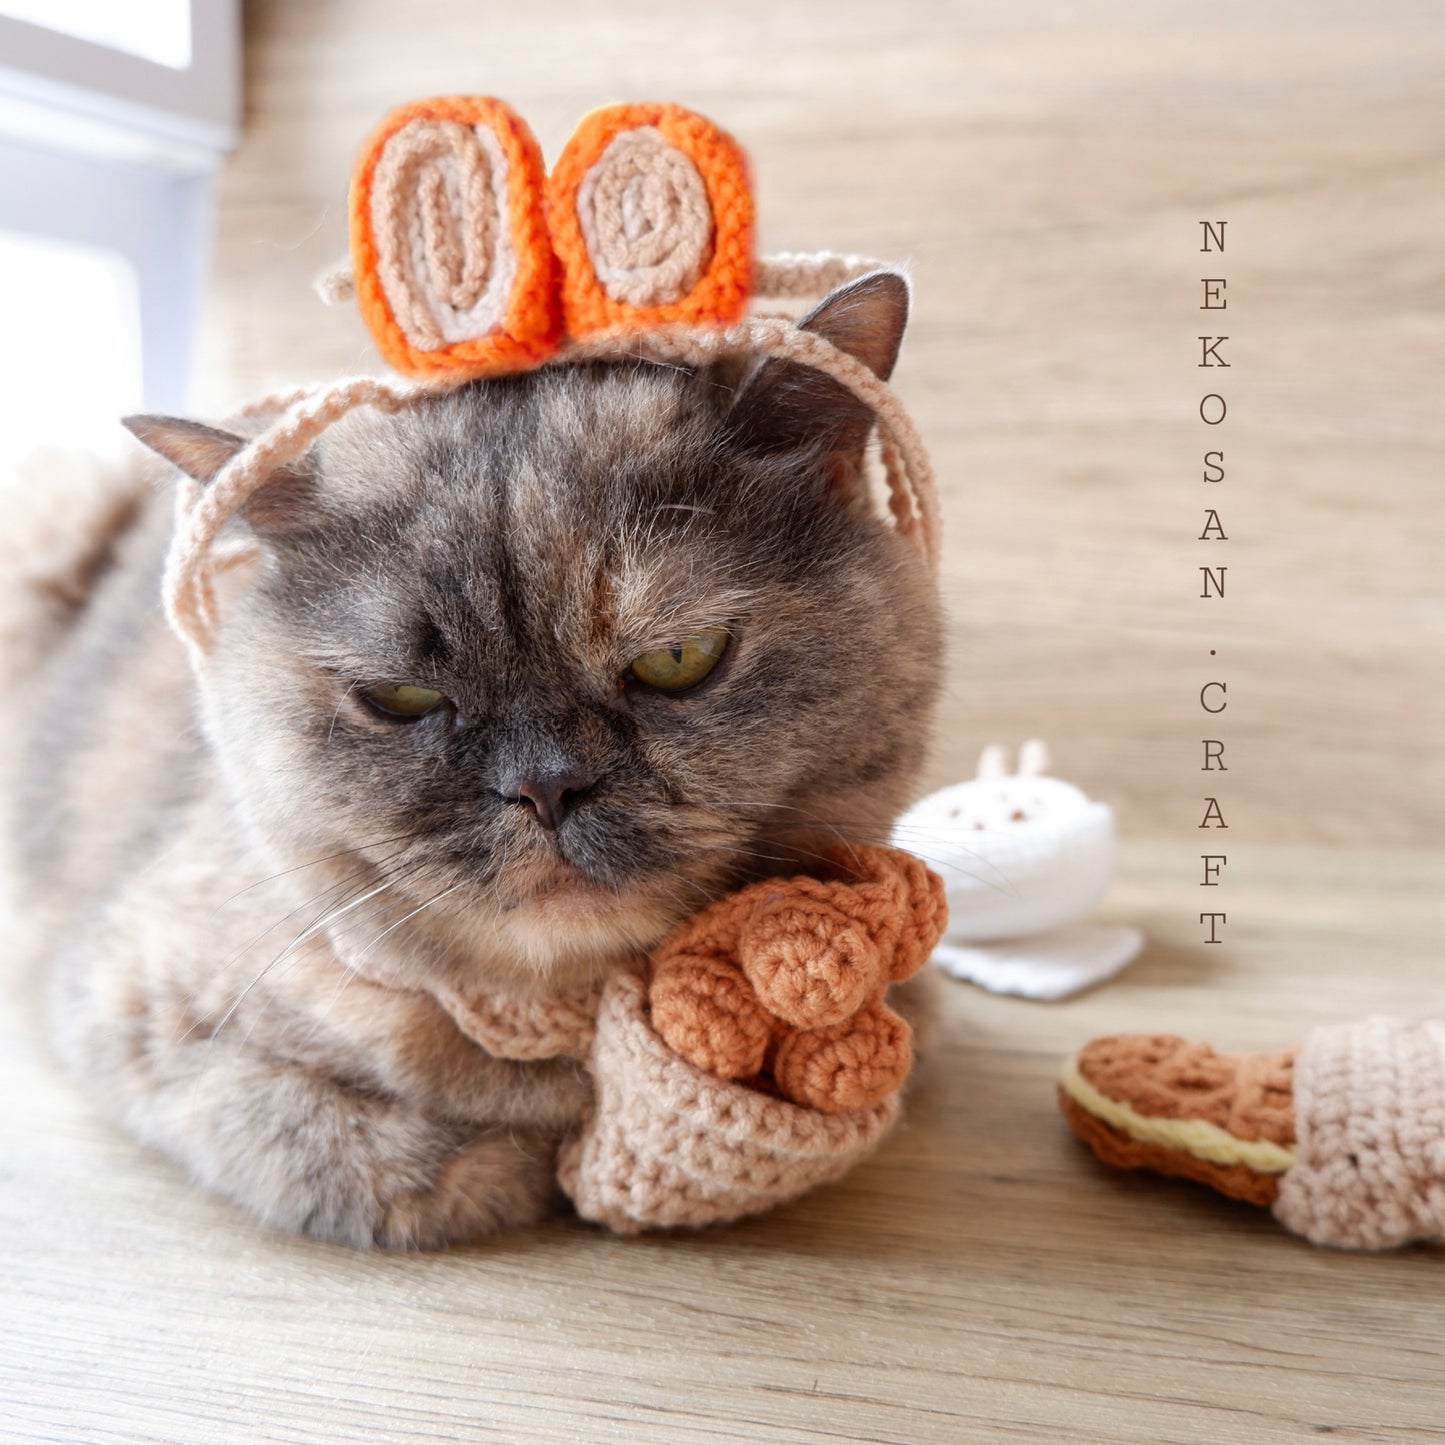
[
  {"left": 428, "top": 966, "right": 907, "bottom": 1233},
  {"left": 557, "top": 972, "right": 901, "bottom": 1234},
  {"left": 1057, "top": 1034, "right": 1298, "bottom": 1207},
  {"left": 1273, "top": 1017, "right": 1445, "bottom": 1249},
  {"left": 548, "top": 102, "right": 753, "bottom": 336},
  {"left": 350, "top": 97, "right": 752, "bottom": 380},
  {"left": 432, "top": 979, "right": 602, "bottom": 1062},
  {"left": 648, "top": 844, "right": 946, "bottom": 1114},
  {"left": 349, "top": 96, "right": 561, "bottom": 380},
  {"left": 1060, "top": 1020, "right": 1445, "bottom": 1249}
]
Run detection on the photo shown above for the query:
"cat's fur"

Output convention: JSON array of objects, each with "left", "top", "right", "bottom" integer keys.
[{"left": 3, "top": 273, "right": 942, "bottom": 1246}]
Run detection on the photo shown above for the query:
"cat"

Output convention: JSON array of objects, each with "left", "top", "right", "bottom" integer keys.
[{"left": 2, "top": 271, "right": 942, "bottom": 1247}]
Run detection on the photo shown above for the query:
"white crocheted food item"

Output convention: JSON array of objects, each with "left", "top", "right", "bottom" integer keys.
[{"left": 892, "top": 742, "right": 1118, "bottom": 945}]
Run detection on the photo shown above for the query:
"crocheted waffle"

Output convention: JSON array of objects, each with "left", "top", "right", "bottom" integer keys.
[{"left": 1058, "top": 1033, "right": 1298, "bottom": 1206}]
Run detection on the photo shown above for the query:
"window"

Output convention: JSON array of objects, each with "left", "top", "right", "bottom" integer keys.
[
  {"left": 0, "top": 230, "right": 142, "bottom": 466},
  {"left": 0, "top": 0, "right": 239, "bottom": 471},
  {"left": 0, "top": 0, "right": 192, "bottom": 70}
]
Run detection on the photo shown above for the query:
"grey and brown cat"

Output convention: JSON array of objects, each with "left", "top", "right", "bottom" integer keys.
[{"left": 1, "top": 272, "right": 942, "bottom": 1246}]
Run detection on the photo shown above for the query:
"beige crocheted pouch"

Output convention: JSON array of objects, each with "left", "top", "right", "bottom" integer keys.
[
  {"left": 1274, "top": 1017, "right": 1445, "bottom": 1250},
  {"left": 558, "top": 972, "right": 900, "bottom": 1233}
]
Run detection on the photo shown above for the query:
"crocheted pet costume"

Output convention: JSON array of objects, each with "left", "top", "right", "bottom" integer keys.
[
  {"left": 1059, "top": 1021, "right": 1445, "bottom": 1249},
  {"left": 171, "top": 96, "right": 939, "bottom": 664},
  {"left": 346, "top": 97, "right": 752, "bottom": 380},
  {"left": 153, "top": 97, "right": 947, "bottom": 1233}
]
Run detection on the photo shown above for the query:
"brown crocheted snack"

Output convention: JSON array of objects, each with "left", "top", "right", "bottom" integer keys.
[
  {"left": 648, "top": 844, "right": 946, "bottom": 1114},
  {"left": 1058, "top": 1033, "right": 1299, "bottom": 1206}
]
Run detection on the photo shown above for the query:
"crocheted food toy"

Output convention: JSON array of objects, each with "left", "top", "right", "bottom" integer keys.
[
  {"left": 893, "top": 741, "right": 1143, "bottom": 1000},
  {"left": 648, "top": 845, "right": 947, "bottom": 1113},
  {"left": 1059, "top": 1020, "right": 1445, "bottom": 1250}
]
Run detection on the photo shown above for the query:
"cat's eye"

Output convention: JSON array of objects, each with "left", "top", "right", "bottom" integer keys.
[
  {"left": 359, "top": 682, "right": 449, "bottom": 720},
  {"left": 628, "top": 627, "right": 730, "bottom": 692}
]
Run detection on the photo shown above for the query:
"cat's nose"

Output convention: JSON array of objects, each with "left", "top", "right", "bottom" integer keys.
[{"left": 497, "top": 771, "right": 596, "bottom": 830}]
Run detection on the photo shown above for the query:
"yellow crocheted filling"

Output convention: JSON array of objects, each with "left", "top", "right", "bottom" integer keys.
[{"left": 1059, "top": 1055, "right": 1298, "bottom": 1174}]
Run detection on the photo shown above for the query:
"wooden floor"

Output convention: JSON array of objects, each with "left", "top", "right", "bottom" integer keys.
[{"left": 6, "top": 2, "right": 1444, "bottom": 1441}]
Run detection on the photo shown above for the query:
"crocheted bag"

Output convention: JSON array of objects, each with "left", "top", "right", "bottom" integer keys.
[
  {"left": 558, "top": 972, "right": 902, "bottom": 1234},
  {"left": 432, "top": 844, "right": 947, "bottom": 1233}
]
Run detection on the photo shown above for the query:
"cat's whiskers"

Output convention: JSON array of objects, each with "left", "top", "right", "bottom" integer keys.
[
  {"left": 209, "top": 839, "right": 429, "bottom": 983},
  {"left": 226, "top": 867, "right": 446, "bottom": 1054},
  {"left": 211, "top": 828, "right": 428, "bottom": 913},
  {"left": 200, "top": 861, "right": 429, "bottom": 1046},
  {"left": 695, "top": 797, "right": 861, "bottom": 856},
  {"left": 346, "top": 880, "right": 470, "bottom": 969},
  {"left": 294, "top": 875, "right": 495, "bottom": 1050},
  {"left": 703, "top": 796, "right": 1022, "bottom": 889},
  {"left": 325, "top": 680, "right": 360, "bottom": 745}
]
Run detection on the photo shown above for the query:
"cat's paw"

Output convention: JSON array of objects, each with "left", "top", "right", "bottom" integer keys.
[{"left": 373, "top": 1128, "right": 559, "bottom": 1250}]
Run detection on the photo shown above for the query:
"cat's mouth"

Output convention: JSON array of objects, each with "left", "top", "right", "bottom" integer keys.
[
  {"left": 526, "top": 862, "right": 599, "bottom": 902},
  {"left": 499, "top": 854, "right": 613, "bottom": 912}
]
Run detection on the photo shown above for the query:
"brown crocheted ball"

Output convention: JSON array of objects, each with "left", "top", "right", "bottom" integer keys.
[
  {"left": 883, "top": 852, "right": 949, "bottom": 981},
  {"left": 649, "top": 951, "right": 773, "bottom": 1080},
  {"left": 647, "top": 843, "right": 945, "bottom": 1113},
  {"left": 739, "top": 889, "right": 884, "bottom": 1029},
  {"left": 773, "top": 1000, "right": 913, "bottom": 1114}
]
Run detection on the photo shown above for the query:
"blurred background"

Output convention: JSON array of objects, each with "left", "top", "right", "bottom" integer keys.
[{"left": 2, "top": 0, "right": 1441, "bottom": 859}]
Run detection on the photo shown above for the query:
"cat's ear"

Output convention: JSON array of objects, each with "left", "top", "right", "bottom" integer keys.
[
  {"left": 122, "top": 415, "right": 315, "bottom": 532},
  {"left": 123, "top": 415, "right": 246, "bottom": 483},
  {"left": 726, "top": 269, "right": 910, "bottom": 458}
]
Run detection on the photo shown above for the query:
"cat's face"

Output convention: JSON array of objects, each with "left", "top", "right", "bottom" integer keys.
[{"left": 140, "top": 275, "right": 942, "bottom": 984}]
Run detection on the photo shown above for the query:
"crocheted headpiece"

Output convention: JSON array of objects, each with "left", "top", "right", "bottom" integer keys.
[{"left": 163, "top": 97, "right": 941, "bottom": 665}]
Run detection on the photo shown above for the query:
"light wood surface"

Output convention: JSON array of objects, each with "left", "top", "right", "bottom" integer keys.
[{"left": 6, "top": 3, "right": 1444, "bottom": 1442}]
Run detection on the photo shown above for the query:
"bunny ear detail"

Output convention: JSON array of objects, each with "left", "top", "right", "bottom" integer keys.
[
  {"left": 349, "top": 96, "right": 561, "bottom": 381},
  {"left": 346, "top": 97, "right": 752, "bottom": 375},
  {"left": 547, "top": 102, "right": 754, "bottom": 336}
]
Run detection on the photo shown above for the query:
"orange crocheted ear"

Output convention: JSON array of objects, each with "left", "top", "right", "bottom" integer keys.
[
  {"left": 547, "top": 101, "right": 754, "bottom": 338},
  {"left": 349, "top": 96, "right": 562, "bottom": 381}
]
